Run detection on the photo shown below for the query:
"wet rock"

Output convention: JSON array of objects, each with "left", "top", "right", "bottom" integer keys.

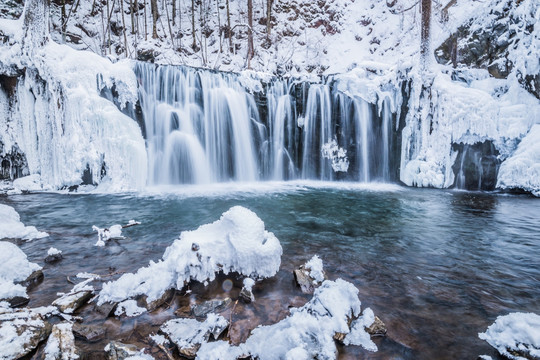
[
  {"left": 239, "top": 287, "right": 254, "bottom": 303},
  {"left": 44, "top": 322, "right": 79, "bottom": 360},
  {"left": 145, "top": 288, "right": 175, "bottom": 312},
  {"left": 0, "top": 306, "right": 53, "bottom": 359},
  {"left": 5, "top": 295, "right": 29, "bottom": 308},
  {"left": 105, "top": 341, "right": 138, "bottom": 360},
  {"left": 73, "top": 323, "right": 106, "bottom": 343},
  {"left": 294, "top": 256, "right": 327, "bottom": 295},
  {"left": 293, "top": 268, "right": 315, "bottom": 294},
  {"left": 45, "top": 253, "right": 63, "bottom": 263},
  {"left": 53, "top": 278, "right": 95, "bottom": 314},
  {"left": 191, "top": 298, "right": 232, "bottom": 318},
  {"left": 19, "top": 269, "right": 44, "bottom": 288},
  {"left": 367, "top": 316, "right": 387, "bottom": 336},
  {"left": 161, "top": 315, "right": 229, "bottom": 358},
  {"left": 94, "top": 301, "right": 118, "bottom": 318}
]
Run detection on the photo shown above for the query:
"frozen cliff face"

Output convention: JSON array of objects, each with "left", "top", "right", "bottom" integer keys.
[
  {"left": 400, "top": 70, "right": 540, "bottom": 191},
  {"left": 0, "top": 17, "right": 147, "bottom": 191}
]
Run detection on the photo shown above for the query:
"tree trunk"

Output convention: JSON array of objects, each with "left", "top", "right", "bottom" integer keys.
[
  {"left": 130, "top": 0, "right": 135, "bottom": 34},
  {"left": 266, "top": 0, "right": 271, "bottom": 38},
  {"left": 172, "top": 0, "right": 176, "bottom": 26},
  {"left": 151, "top": 0, "right": 159, "bottom": 39},
  {"left": 420, "top": 0, "right": 431, "bottom": 69},
  {"left": 226, "top": 0, "right": 232, "bottom": 52},
  {"left": 22, "top": 0, "right": 49, "bottom": 54},
  {"left": 247, "top": 0, "right": 254, "bottom": 67},
  {"left": 120, "top": 0, "right": 129, "bottom": 56},
  {"left": 61, "top": 0, "right": 66, "bottom": 42},
  {"left": 191, "top": 0, "right": 196, "bottom": 49},
  {"left": 144, "top": 0, "right": 148, "bottom": 40}
]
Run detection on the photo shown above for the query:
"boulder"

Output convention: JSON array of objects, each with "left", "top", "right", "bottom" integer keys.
[
  {"left": 367, "top": 316, "right": 387, "bottom": 336},
  {"left": 145, "top": 288, "right": 175, "bottom": 312},
  {"left": 105, "top": 341, "right": 139, "bottom": 360},
  {"left": 52, "top": 278, "right": 95, "bottom": 314},
  {"left": 20, "top": 269, "right": 44, "bottom": 288},
  {"left": 72, "top": 323, "right": 106, "bottom": 343},
  {"left": 44, "top": 322, "right": 79, "bottom": 360},
  {"left": 191, "top": 298, "right": 232, "bottom": 318}
]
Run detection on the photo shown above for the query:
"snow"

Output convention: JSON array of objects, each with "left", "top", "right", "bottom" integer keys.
[
  {"left": 344, "top": 307, "right": 377, "bottom": 352},
  {"left": 304, "top": 255, "right": 325, "bottom": 284},
  {"left": 150, "top": 334, "right": 168, "bottom": 346},
  {"left": 498, "top": 124, "right": 540, "bottom": 196},
  {"left": 197, "top": 279, "right": 364, "bottom": 360},
  {"left": 161, "top": 313, "right": 228, "bottom": 350},
  {"left": 47, "top": 247, "right": 62, "bottom": 256},
  {"left": 321, "top": 140, "right": 349, "bottom": 173},
  {"left": 98, "top": 206, "right": 282, "bottom": 304},
  {"left": 93, "top": 224, "right": 124, "bottom": 247},
  {"left": 479, "top": 312, "right": 540, "bottom": 360},
  {"left": 0, "top": 241, "right": 41, "bottom": 300},
  {"left": 52, "top": 277, "right": 95, "bottom": 314},
  {"left": 242, "top": 278, "right": 255, "bottom": 293},
  {"left": 115, "top": 300, "right": 147, "bottom": 317},
  {"left": 0, "top": 204, "right": 48, "bottom": 240}
]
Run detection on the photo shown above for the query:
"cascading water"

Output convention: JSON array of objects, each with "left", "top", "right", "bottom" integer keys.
[{"left": 135, "top": 62, "right": 397, "bottom": 185}]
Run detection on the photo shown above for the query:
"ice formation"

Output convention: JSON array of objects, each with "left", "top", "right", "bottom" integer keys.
[
  {"left": 304, "top": 255, "right": 325, "bottom": 283},
  {"left": 47, "top": 247, "right": 61, "bottom": 256},
  {"left": 98, "top": 206, "right": 282, "bottom": 304},
  {"left": 92, "top": 224, "right": 123, "bottom": 247},
  {"left": 197, "top": 279, "right": 364, "bottom": 360},
  {"left": 0, "top": 241, "right": 42, "bottom": 300},
  {"left": 344, "top": 307, "right": 377, "bottom": 352},
  {"left": 0, "top": 204, "right": 48, "bottom": 240},
  {"left": 479, "top": 312, "right": 540, "bottom": 360},
  {"left": 321, "top": 140, "right": 350, "bottom": 173}
]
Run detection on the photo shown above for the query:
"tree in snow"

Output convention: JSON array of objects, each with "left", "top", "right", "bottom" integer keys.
[{"left": 21, "top": 0, "right": 49, "bottom": 55}]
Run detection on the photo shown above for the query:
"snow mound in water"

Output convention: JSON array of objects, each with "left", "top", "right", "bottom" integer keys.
[
  {"left": 479, "top": 312, "right": 540, "bottom": 360},
  {"left": 0, "top": 204, "right": 48, "bottom": 240},
  {"left": 498, "top": 124, "right": 540, "bottom": 196},
  {"left": 197, "top": 279, "right": 363, "bottom": 360},
  {"left": 98, "top": 206, "right": 282, "bottom": 304}
]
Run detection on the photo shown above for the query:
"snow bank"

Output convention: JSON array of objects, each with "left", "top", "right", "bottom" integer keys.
[
  {"left": 98, "top": 206, "right": 282, "bottom": 304},
  {"left": 498, "top": 124, "right": 540, "bottom": 196},
  {"left": 0, "top": 204, "right": 48, "bottom": 240},
  {"left": 197, "top": 279, "right": 363, "bottom": 360},
  {"left": 479, "top": 312, "right": 540, "bottom": 360},
  {"left": 0, "top": 241, "right": 41, "bottom": 300}
]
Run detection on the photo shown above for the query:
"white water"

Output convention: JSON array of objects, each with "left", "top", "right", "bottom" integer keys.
[{"left": 136, "top": 63, "right": 395, "bottom": 186}]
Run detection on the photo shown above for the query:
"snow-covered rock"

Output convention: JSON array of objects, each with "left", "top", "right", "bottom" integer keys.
[
  {"left": 93, "top": 224, "right": 124, "bottom": 247},
  {"left": 161, "top": 314, "right": 228, "bottom": 358},
  {"left": 197, "top": 279, "right": 364, "bottom": 360},
  {"left": 0, "top": 204, "right": 48, "bottom": 240},
  {"left": 294, "top": 255, "right": 326, "bottom": 294},
  {"left": 498, "top": 124, "right": 540, "bottom": 196},
  {"left": 479, "top": 312, "right": 540, "bottom": 360},
  {"left": 0, "top": 306, "right": 57, "bottom": 359},
  {"left": 114, "top": 300, "right": 147, "bottom": 317},
  {"left": 343, "top": 307, "right": 377, "bottom": 352},
  {"left": 98, "top": 206, "right": 282, "bottom": 305},
  {"left": 0, "top": 241, "right": 42, "bottom": 302},
  {"left": 44, "top": 322, "right": 78, "bottom": 360},
  {"left": 52, "top": 277, "right": 95, "bottom": 314}
]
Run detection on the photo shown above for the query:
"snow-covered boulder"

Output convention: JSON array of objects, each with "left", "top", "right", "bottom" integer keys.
[
  {"left": 0, "top": 241, "right": 42, "bottom": 303},
  {"left": 294, "top": 255, "right": 327, "bottom": 294},
  {"left": 98, "top": 206, "right": 282, "bottom": 305},
  {"left": 479, "top": 312, "right": 540, "bottom": 360},
  {"left": 197, "top": 279, "right": 368, "bottom": 360},
  {"left": 44, "top": 322, "right": 78, "bottom": 360},
  {"left": 0, "top": 204, "right": 48, "bottom": 240},
  {"left": 498, "top": 124, "right": 540, "bottom": 196},
  {"left": 52, "top": 277, "right": 95, "bottom": 314}
]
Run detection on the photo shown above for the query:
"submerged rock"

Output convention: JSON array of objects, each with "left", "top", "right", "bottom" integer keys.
[
  {"left": 44, "top": 322, "right": 79, "bottom": 360},
  {"left": 160, "top": 314, "right": 229, "bottom": 358},
  {"left": 73, "top": 323, "right": 106, "bottom": 343},
  {"left": 105, "top": 341, "right": 139, "bottom": 360},
  {"left": 192, "top": 298, "right": 232, "bottom": 318}
]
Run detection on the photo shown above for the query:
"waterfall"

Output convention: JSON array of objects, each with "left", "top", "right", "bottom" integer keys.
[{"left": 135, "top": 63, "right": 396, "bottom": 185}]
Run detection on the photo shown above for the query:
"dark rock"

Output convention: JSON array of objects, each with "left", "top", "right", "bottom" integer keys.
[
  {"left": 145, "top": 288, "right": 175, "bottom": 312},
  {"left": 73, "top": 323, "right": 106, "bottom": 343},
  {"left": 5, "top": 295, "right": 29, "bottom": 307},
  {"left": 105, "top": 341, "right": 138, "bottom": 360},
  {"left": 19, "top": 269, "right": 44, "bottom": 288},
  {"left": 94, "top": 301, "right": 118, "bottom": 318},
  {"left": 293, "top": 267, "right": 319, "bottom": 294},
  {"left": 191, "top": 298, "right": 232, "bottom": 318},
  {"left": 239, "top": 287, "right": 254, "bottom": 303},
  {"left": 367, "top": 316, "right": 387, "bottom": 336},
  {"left": 45, "top": 253, "right": 63, "bottom": 263}
]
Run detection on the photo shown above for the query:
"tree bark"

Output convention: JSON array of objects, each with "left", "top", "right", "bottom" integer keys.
[
  {"left": 172, "top": 0, "right": 176, "bottom": 26},
  {"left": 266, "top": 0, "right": 271, "bottom": 38},
  {"left": 22, "top": 0, "right": 49, "bottom": 54},
  {"left": 151, "top": 0, "right": 159, "bottom": 39},
  {"left": 420, "top": 0, "right": 432, "bottom": 69},
  {"left": 247, "top": 0, "right": 254, "bottom": 67},
  {"left": 191, "top": 0, "right": 196, "bottom": 49}
]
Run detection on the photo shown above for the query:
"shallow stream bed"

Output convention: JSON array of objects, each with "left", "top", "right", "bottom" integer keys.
[{"left": 2, "top": 182, "right": 539, "bottom": 359}]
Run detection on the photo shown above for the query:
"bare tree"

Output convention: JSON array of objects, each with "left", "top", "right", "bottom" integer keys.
[
  {"left": 226, "top": 0, "right": 232, "bottom": 52},
  {"left": 420, "top": 0, "right": 432, "bottom": 70},
  {"left": 266, "top": 0, "right": 272, "bottom": 38},
  {"left": 247, "top": 0, "right": 254, "bottom": 67},
  {"left": 120, "top": 0, "right": 129, "bottom": 56},
  {"left": 22, "top": 0, "right": 49, "bottom": 54},
  {"left": 191, "top": 0, "right": 196, "bottom": 49},
  {"left": 151, "top": 0, "right": 159, "bottom": 39}
]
